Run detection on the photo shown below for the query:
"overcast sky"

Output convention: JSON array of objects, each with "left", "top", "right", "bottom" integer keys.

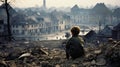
[{"left": 9, "top": 0, "right": 120, "bottom": 8}]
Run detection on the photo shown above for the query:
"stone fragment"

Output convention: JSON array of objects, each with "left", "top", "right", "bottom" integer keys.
[
  {"left": 96, "top": 58, "right": 106, "bottom": 66},
  {"left": 19, "top": 53, "right": 31, "bottom": 59}
]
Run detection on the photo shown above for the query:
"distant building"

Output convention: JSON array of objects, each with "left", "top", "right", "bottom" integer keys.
[
  {"left": 48, "top": 10, "right": 70, "bottom": 32},
  {"left": 91, "top": 3, "right": 112, "bottom": 26},
  {"left": 70, "top": 3, "right": 112, "bottom": 26},
  {"left": 0, "top": 20, "right": 4, "bottom": 41},
  {"left": 11, "top": 16, "right": 46, "bottom": 41},
  {"left": 71, "top": 5, "right": 80, "bottom": 14},
  {"left": 0, "top": 20, "right": 4, "bottom": 36},
  {"left": 0, "top": 20, "right": 7, "bottom": 41},
  {"left": 63, "top": 14, "right": 72, "bottom": 30},
  {"left": 10, "top": 12, "right": 67, "bottom": 41},
  {"left": 0, "top": 3, "right": 17, "bottom": 24},
  {"left": 71, "top": 5, "right": 90, "bottom": 25},
  {"left": 0, "top": 3, "right": 18, "bottom": 41},
  {"left": 112, "top": 8, "right": 120, "bottom": 25},
  {"left": 112, "top": 23, "right": 120, "bottom": 40},
  {"left": 58, "top": 20, "right": 65, "bottom": 31},
  {"left": 1, "top": 3, "right": 119, "bottom": 41}
]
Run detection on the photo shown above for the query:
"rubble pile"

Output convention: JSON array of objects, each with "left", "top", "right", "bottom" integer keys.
[{"left": 0, "top": 41, "right": 119, "bottom": 67}]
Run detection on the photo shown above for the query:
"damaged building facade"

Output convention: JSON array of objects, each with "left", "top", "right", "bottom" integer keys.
[
  {"left": 112, "top": 23, "right": 120, "bottom": 40},
  {"left": 0, "top": 20, "right": 5, "bottom": 41},
  {"left": 70, "top": 3, "right": 112, "bottom": 26},
  {"left": 0, "top": 3, "right": 120, "bottom": 41},
  {"left": 11, "top": 16, "right": 67, "bottom": 41},
  {"left": 0, "top": 4, "right": 71, "bottom": 41}
]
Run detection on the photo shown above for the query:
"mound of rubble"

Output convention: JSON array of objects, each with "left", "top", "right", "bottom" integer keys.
[{"left": 0, "top": 40, "right": 119, "bottom": 67}]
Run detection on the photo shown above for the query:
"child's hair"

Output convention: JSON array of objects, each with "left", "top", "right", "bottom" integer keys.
[{"left": 71, "top": 26, "right": 80, "bottom": 36}]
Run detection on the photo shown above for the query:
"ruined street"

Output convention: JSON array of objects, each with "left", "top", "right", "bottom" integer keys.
[{"left": 0, "top": 40, "right": 120, "bottom": 67}]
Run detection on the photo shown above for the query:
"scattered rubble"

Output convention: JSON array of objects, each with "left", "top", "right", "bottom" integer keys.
[{"left": 0, "top": 40, "right": 119, "bottom": 67}]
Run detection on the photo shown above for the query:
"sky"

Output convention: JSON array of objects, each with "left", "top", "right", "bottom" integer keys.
[{"left": 6, "top": 0, "right": 120, "bottom": 8}]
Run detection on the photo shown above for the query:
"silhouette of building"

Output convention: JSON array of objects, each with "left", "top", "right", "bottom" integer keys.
[
  {"left": 92, "top": 3, "right": 111, "bottom": 15},
  {"left": 0, "top": 3, "right": 17, "bottom": 41},
  {"left": 112, "top": 23, "right": 120, "bottom": 40},
  {"left": 71, "top": 5, "right": 90, "bottom": 25},
  {"left": 70, "top": 3, "right": 112, "bottom": 26},
  {"left": 0, "top": 20, "right": 7, "bottom": 41},
  {"left": 71, "top": 5, "right": 80, "bottom": 14},
  {"left": 0, "top": 20, "right": 4, "bottom": 36},
  {"left": 0, "top": 3, "right": 17, "bottom": 24}
]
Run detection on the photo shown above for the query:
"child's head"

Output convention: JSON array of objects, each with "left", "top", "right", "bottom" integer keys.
[{"left": 71, "top": 26, "right": 80, "bottom": 36}]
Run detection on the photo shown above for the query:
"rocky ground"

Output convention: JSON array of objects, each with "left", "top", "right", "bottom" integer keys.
[{"left": 0, "top": 40, "right": 120, "bottom": 67}]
